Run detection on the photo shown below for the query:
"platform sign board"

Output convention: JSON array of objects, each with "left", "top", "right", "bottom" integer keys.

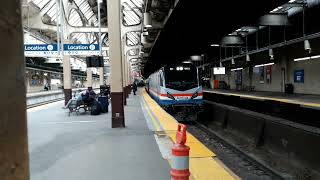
[
  {"left": 63, "top": 44, "right": 100, "bottom": 55},
  {"left": 294, "top": 69, "right": 304, "bottom": 83},
  {"left": 24, "top": 44, "right": 58, "bottom": 57},
  {"left": 213, "top": 67, "right": 225, "bottom": 75}
]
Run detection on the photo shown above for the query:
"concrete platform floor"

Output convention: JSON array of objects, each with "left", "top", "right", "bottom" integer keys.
[{"left": 27, "top": 94, "right": 170, "bottom": 180}]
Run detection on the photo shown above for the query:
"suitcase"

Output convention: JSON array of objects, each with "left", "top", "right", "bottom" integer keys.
[
  {"left": 98, "top": 96, "right": 109, "bottom": 113},
  {"left": 91, "top": 100, "right": 102, "bottom": 115}
]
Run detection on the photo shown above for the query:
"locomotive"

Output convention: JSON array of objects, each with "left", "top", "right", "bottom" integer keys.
[{"left": 146, "top": 63, "right": 203, "bottom": 108}]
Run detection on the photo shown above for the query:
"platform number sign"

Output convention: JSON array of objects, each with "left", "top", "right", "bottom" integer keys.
[{"left": 294, "top": 69, "right": 304, "bottom": 83}]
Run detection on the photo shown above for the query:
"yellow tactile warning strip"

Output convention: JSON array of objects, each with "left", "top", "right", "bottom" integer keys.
[
  {"left": 204, "top": 90, "right": 320, "bottom": 108},
  {"left": 142, "top": 90, "right": 235, "bottom": 179},
  {"left": 142, "top": 90, "right": 214, "bottom": 158}
]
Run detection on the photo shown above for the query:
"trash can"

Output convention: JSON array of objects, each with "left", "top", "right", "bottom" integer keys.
[
  {"left": 213, "top": 80, "right": 219, "bottom": 89},
  {"left": 285, "top": 83, "right": 294, "bottom": 94}
]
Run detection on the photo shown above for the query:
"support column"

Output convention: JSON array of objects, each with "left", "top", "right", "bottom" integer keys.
[
  {"left": 63, "top": 54, "right": 72, "bottom": 105},
  {"left": 107, "top": 0, "right": 125, "bottom": 128},
  {"left": 125, "top": 60, "right": 129, "bottom": 98},
  {"left": 128, "top": 60, "right": 131, "bottom": 95},
  {"left": 0, "top": 1, "right": 30, "bottom": 179},
  {"left": 99, "top": 67, "right": 104, "bottom": 86},
  {"left": 121, "top": 38, "right": 127, "bottom": 105},
  {"left": 129, "top": 61, "right": 132, "bottom": 94},
  {"left": 87, "top": 68, "right": 93, "bottom": 89}
]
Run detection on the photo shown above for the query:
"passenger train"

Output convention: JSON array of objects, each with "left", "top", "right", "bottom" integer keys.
[{"left": 146, "top": 63, "right": 203, "bottom": 108}]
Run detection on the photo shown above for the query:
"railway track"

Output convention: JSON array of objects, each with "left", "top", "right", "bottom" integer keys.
[
  {"left": 171, "top": 102, "right": 318, "bottom": 180},
  {"left": 171, "top": 110, "right": 288, "bottom": 180},
  {"left": 190, "top": 120, "right": 285, "bottom": 180},
  {"left": 27, "top": 98, "right": 64, "bottom": 109}
]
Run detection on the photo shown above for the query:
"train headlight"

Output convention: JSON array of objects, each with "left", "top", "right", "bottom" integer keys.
[
  {"left": 167, "top": 92, "right": 175, "bottom": 100},
  {"left": 191, "top": 91, "right": 198, "bottom": 99}
]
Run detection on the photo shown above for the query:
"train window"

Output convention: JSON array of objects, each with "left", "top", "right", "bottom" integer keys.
[{"left": 164, "top": 65, "right": 198, "bottom": 91}]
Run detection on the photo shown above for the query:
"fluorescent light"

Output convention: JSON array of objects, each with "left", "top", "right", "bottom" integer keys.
[
  {"left": 190, "top": 55, "right": 202, "bottom": 61},
  {"left": 231, "top": 67, "right": 243, "bottom": 71},
  {"left": 254, "top": 62, "right": 275, "bottom": 68},
  {"left": 294, "top": 57, "right": 310, "bottom": 62},
  {"left": 182, "top": 61, "right": 192, "bottom": 64},
  {"left": 294, "top": 55, "right": 320, "bottom": 62},
  {"left": 210, "top": 44, "right": 219, "bottom": 47},
  {"left": 145, "top": 25, "right": 152, "bottom": 28}
]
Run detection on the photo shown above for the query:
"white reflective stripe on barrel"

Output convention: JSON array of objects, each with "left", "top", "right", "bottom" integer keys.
[{"left": 172, "top": 156, "right": 189, "bottom": 170}]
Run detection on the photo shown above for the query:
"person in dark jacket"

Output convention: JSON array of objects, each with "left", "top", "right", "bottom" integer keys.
[{"left": 132, "top": 81, "right": 138, "bottom": 95}]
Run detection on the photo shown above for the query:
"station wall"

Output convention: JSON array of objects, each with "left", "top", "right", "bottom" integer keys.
[
  {"left": 25, "top": 69, "right": 100, "bottom": 93},
  {"left": 214, "top": 57, "right": 320, "bottom": 95}
]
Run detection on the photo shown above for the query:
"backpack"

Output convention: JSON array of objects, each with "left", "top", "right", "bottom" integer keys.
[{"left": 90, "top": 100, "right": 102, "bottom": 115}]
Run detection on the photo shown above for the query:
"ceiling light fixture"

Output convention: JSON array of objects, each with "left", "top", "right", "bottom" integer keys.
[
  {"left": 143, "top": 31, "right": 149, "bottom": 36},
  {"left": 246, "top": 54, "right": 250, "bottom": 62},
  {"left": 143, "top": 12, "right": 152, "bottom": 28},
  {"left": 231, "top": 47, "right": 235, "bottom": 64},
  {"left": 231, "top": 58, "right": 235, "bottom": 65},
  {"left": 269, "top": 48, "right": 274, "bottom": 60}
]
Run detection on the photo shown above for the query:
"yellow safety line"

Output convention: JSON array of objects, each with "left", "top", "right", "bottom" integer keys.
[
  {"left": 142, "top": 90, "right": 235, "bottom": 180},
  {"left": 141, "top": 96, "right": 161, "bottom": 131},
  {"left": 204, "top": 90, "right": 320, "bottom": 108}
]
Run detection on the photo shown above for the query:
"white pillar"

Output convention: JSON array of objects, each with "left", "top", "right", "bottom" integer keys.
[
  {"left": 122, "top": 38, "right": 127, "bottom": 104},
  {"left": 99, "top": 67, "right": 104, "bottom": 86},
  {"left": 63, "top": 54, "right": 72, "bottom": 104},
  {"left": 108, "top": 0, "right": 125, "bottom": 127},
  {"left": 87, "top": 68, "right": 93, "bottom": 88},
  {"left": 0, "top": 0, "right": 30, "bottom": 179}
]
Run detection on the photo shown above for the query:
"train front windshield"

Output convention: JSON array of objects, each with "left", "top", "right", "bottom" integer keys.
[{"left": 165, "top": 66, "right": 198, "bottom": 91}]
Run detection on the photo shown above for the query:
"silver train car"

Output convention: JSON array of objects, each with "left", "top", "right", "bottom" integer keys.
[{"left": 146, "top": 63, "right": 203, "bottom": 107}]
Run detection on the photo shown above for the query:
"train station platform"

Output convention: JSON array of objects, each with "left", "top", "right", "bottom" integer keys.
[
  {"left": 203, "top": 88, "right": 320, "bottom": 109},
  {"left": 27, "top": 89, "right": 237, "bottom": 180},
  {"left": 27, "top": 92, "right": 170, "bottom": 180}
]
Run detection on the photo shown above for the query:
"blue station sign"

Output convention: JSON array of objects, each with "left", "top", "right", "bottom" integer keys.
[
  {"left": 24, "top": 44, "right": 58, "bottom": 57},
  {"left": 63, "top": 44, "right": 100, "bottom": 55}
]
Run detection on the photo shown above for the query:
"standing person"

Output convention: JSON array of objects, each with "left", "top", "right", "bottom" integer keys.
[
  {"left": 44, "top": 83, "right": 49, "bottom": 91},
  {"left": 132, "top": 80, "right": 138, "bottom": 95}
]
